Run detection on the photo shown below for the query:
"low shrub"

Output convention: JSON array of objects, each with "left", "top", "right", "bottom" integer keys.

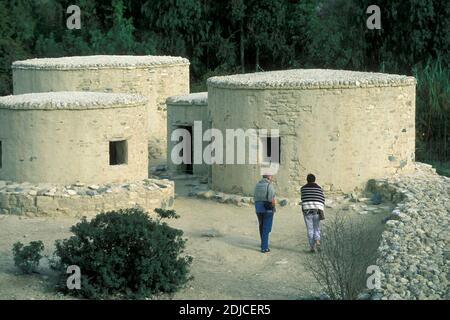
[
  {"left": 305, "top": 213, "right": 381, "bottom": 299},
  {"left": 51, "top": 207, "right": 192, "bottom": 299},
  {"left": 12, "top": 241, "right": 45, "bottom": 274}
]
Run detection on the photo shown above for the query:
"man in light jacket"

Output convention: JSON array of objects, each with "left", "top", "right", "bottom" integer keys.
[{"left": 253, "top": 175, "right": 276, "bottom": 253}]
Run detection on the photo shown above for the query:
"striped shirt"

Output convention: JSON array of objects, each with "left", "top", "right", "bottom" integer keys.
[{"left": 300, "top": 183, "right": 325, "bottom": 211}]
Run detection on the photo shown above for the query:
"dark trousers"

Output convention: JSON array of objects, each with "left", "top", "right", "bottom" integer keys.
[{"left": 256, "top": 210, "right": 274, "bottom": 251}]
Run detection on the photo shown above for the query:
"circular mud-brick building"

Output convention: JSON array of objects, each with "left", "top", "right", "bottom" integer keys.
[
  {"left": 12, "top": 55, "right": 190, "bottom": 161},
  {"left": 0, "top": 91, "right": 148, "bottom": 185},
  {"left": 207, "top": 69, "right": 416, "bottom": 197}
]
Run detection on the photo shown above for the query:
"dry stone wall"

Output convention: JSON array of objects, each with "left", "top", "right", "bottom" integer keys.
[
  {"left": 368, "top": 163, "right": 450, "bottom": 300},
  {"left": 0, "top": 179, "right": 174, "bottom": 217}
]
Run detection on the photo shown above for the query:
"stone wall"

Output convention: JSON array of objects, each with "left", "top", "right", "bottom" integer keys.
[
  {"left": 367, "top": 163, "right": 449, "bottom": 300},
  {"left": 207, "top": 69, "right": 416, "bottom": 197},
  {"left": 0, "top": 92, "right": 148, "bottom": 185},
  {"left": 166, "top": 92, "right": 209, "bottom": 177},
  {"left": 12, "top": 55, "right": 190, "bottom": 161},
  {"left": 0, "top": 179, "right": 174, "bottom": 217}
]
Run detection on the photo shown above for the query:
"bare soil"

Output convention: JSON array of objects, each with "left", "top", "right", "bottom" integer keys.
[{"left": 0, "top": 179, "right": 387, "bottom": 300}]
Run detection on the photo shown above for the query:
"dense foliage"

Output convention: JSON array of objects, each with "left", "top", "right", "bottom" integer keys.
[
  {"left": 51, "top": 208, "right": 192, "bottom": 299},
  {"left": 0, "top": 0, "right": 448, "bottom": 160},
  {"left": 12, "top": 240, "right": 45, "bottom": 274}
]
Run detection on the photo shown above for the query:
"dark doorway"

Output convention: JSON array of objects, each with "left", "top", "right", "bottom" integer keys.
[{"left": 178, "top": 126, "right": 193, "bottom": 174}]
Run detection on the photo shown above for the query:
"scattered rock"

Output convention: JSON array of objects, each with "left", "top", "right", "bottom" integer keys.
[
  {"left": 66, "top": 190, "right": 77, "bottom": 196},
  {"left": 97, "top": 187, "right": 110, "bottom": 194},
  {"left": 76, "top": 190, "right": 87, "bottom": 196},
  {"left": 200, "top": 229, "right": 222, "bottom": 238},
  {"left": 348, "top": 192, "right": 359, "bottom": 202},
  {"left": 154, "top": 183, "right": 168, "bottom": 189},
  {"left": 198, "top": 190, "right": 216, "bottom": 199},
  {"left": 44, "top": 190, "right": 56, "bottom": 196},
  {"left": 240, "top": 197, "right": 253, "bottom": 204},
  {"left": 397, "top": 212, "right": 411, "bottom": 222},
  {"left": 357, "top": 292, "right": 371, "bottom": 300},
  {"left": 237, "top": 202, "right": 250, "bottom": 207}
]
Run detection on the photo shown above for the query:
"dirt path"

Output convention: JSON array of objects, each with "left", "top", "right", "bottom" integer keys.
[
  {"left": 0, "top": 179, "right": 387, "bottom": 300},
  {"left": 171, "top": 196, "right": 321, "bottom": 299}
]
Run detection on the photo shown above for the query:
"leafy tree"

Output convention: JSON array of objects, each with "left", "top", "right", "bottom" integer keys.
[{"left": 0, "top": 0, "right": 447, "bottom": 160}]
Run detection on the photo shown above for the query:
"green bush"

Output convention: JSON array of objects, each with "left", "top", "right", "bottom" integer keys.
[
  {"left": 305, "top": 213, "right": 381, "bottom": 299},
  {"left": 12, "top": 241, "right": 45, "bottom": 274},
  {"left": 51, "top": 207, "right": 192, "bottom": 299}
]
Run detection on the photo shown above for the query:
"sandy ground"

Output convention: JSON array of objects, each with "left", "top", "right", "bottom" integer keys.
[{"left": 0, "top": 179, "right": 387, "bottom": 300}]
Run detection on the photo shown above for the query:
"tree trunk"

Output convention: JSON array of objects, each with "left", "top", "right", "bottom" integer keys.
[
  {"left": 240, "top": 20, "right": 245, "bottom": 73},
  {"left": 255, "top": 46, "right": 260, "bottom": 71}
]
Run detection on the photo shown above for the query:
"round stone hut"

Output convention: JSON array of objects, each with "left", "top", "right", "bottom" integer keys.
[
  {"left": 12, "top": 55, "right": 190, "bottom": 161},
  {"left": 206, "top": 69, "right": 416, "bottom": 197},
  {"left": 0, "top": 91, "right": 148, "bottom": 185}
]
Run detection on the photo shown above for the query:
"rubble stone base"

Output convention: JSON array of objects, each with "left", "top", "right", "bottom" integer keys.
[{"left": 0, "top": 179, "right": 174, "bottom": 217}]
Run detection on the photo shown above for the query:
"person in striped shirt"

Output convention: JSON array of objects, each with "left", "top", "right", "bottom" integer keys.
[{"left": 300, "top": 174, "right": 325, "bottom": 252}]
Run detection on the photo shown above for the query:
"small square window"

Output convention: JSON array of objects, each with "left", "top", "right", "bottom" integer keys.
[{"left": 109, "top": 140, "right": 128, "bottom": 165}]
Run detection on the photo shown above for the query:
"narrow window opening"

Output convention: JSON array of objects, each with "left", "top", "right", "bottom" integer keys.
[
  {"left": 261, "top": 136, "right": 281, "bottom": 164},
  {"left": 109, "top": 140, "right": 128, "bottom": 165},
  {"left": 0, "top": 141, "right": 2, "bottom": 168}
]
